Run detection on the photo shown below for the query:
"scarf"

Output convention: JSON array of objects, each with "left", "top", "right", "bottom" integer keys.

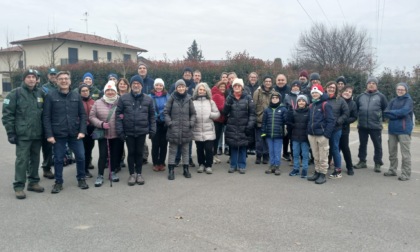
[{"left": 103, "top": 95, "right": 118, "bottom": 104}]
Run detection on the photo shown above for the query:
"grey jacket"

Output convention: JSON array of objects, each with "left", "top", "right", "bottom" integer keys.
[{"left": 355, "top": 91, "right": 388, "bottom": 130}]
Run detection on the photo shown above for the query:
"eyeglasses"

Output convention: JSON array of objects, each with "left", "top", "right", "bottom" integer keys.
[
  {"left": 58, "top": 78, "right": 69, "bottom": 81},
  {"left": 396, "top": 89, "right": 406, "bottom": 91}
]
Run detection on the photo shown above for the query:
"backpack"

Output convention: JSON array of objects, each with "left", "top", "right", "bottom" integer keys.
[{"left": 309, "top": 101, "right": 327, "bottom": 117}]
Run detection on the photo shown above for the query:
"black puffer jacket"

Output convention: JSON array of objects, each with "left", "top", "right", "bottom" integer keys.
[
  {"left": 342, "top": 98, "right": 357, "bottom": 135},
  {"left": 223, "top": 92, "right": 256, "bottom": 147},
  {"left": 164, "top": 92, "right": 196, "bottom": 144},
  {"left": 287, "top": 107, "right": 309, "bottom": 143},
  {"left": 116, "top": 92, "right": 156, "bottom": 137},
  {"left": 325, "top": 95, "right": 349, "bottom": 132},
  {"left": 356, "top": 91, "right": 388, "bottom": 130},
  {"left": 43, "top": 89, "right": 87, "bottom": 138}
]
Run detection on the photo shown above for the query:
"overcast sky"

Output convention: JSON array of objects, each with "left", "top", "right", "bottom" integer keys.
[{"left": 2, "top": 0, "right": 419, "bottom": 73}]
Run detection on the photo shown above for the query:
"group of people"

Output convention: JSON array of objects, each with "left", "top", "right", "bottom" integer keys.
[{"left": 2, "top": 64, "right": 414, "bottom": 200}]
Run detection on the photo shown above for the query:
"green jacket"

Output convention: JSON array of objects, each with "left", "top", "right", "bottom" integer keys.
[
  {"left": 73, "top": 85, "right": 101, "bottom": 100},
  {"left": 2, "top": 83, "right": 44, "bottom": 140},
  {"left": 41, "top": 81, "right": 58, "bottom": 94}
]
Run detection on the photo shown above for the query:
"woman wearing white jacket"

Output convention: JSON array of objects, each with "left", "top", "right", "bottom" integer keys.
[{"left": 192, "top": 83, "right": 220, "bottom": 174}]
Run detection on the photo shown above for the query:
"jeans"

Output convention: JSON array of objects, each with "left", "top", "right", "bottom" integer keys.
[
  {"left": 358, "top": 128, "right": 383, "bottom": 164},
  {"left": 54, "top": 137, "right": 85, "bottom": 184},
  {"left": 255, "top": 127, "right": 268, "bottom": 156},
  {"left": 329, "top": 130, "right": 342, "bottom": 169},
  {"left": 292, "top": 141, "right": 310, "bottom": 171},
  {"left": 230, "top": 146, "right": 247, "bottom": 169},
  {"left": 265, "top": 137, "right": 282, "bottom": 166}
]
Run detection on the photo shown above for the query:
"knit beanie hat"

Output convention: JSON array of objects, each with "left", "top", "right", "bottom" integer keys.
[
  {"left": 130, "top": 75, "right": 144, "bottom": 86},
  {"left": 291, "top": 80, "right": 301, "bottom": 89},
  {"left": 311, "top": 84, "right": 324, "bottom": 95},
  {"left": 397, "top": 82, "right": 409, "bottom": 92},
  {"left": 138, "top": 62, "right": 148, "bottom": 68},
  {"left": 366, "top": 76, "right": 379, "bottom": 85},
  {"left": 232, "top": 78, "right": 244, "bottom": 88},
  {"left": 82, "top": 72, "right": 94, "bottom": 82},
  {"left": 183, "top": 67, "right": 193, "bottom": 74},
  {"left": 299, "top": 70, "right": 309, "bottom": 79},
  {"left": 22, "top": 69, "right": 37, "bottom": 80},
  {"left": 297, "top": 94, "right": 308, "bottom": 104},
  {"left": 336, "top": 76, "right": 346, "bottom": 84},
  {"left": 175, "top": 79, "right": 186, "bottom": 89},
  {"left": 154, "top": 78, "right": 165, "bottom": 87},
  {"left": 310, "top": 72, "right": 321, "bottom": 81},
  {"left": 103, "top": 81, "right": 117, "bottom": 93},
  {"left": 108, "top": 73, "right": 118, "bottom": 80}
]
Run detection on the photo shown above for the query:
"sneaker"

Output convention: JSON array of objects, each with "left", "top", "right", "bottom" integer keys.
[
  {"left": 274, "top": 166, "right": 281, "bottom": 176},
  {"left": 27, "top": 183, "right": 44, "bottom": 193},
  {"left": 153, "top": 165, "right": 160, "bottom": 172},
  {"left": 213, "top": 155, "right": 221, "bottom": 164},
  {"left": 78, "top": 179, "right": 89, "bottom": 189},
  {"left": 88, "top": 162, "right": 94, "bottom": 170},
  {"left": 398, "top": 176, "right": 410, "bottom": 181},
  {"left": 329, "top": 169, "right": 342, "bottom": 179},
  {"left": 217, "top": 147, "right": 222, "bottom": 156},
  {"left": 128, "top": 174, "right": 137, "bottom": 186},
  {"left": 15, "top": 190, "right": 26, "bottom": 199},
  {"left": 301, "top": 170, "right": 308, "bottom": 178},
  {"left": 227, "top": 157, "right": 230, "bottom": 164},
  {"left": 95, "top": 175, "right": 104, "bottom": 187},
  {"left": 43, "top": 170, "right": 55, "bottom": 179},
  {"left": 51, "top": 183, "right": 63, "bottom": 194},
  {"left": 189, "top": 159, "right": 196, "bottom": 168},
  {"left": 143, "top": 159, "right": 148, "bottom": 165},
  {"left": 374, "top": 164, "right": 381, "bottom": 173},
  {"left": 228, "top": 167, "right": 235, "bottom": 173},
  {"left": 247, "top": 149, "right": 256, "bottom": 155},
  {"left": 255, "top": 156, "right": 261, "bottom": 164},
  {"left": 85, "top": 171, "right": 93, "bottom": 178},
  {"left": 262, "top": 154, "right": 269, "bottom": 164},
  {"left": 136, "top": 174, "right": 145, "bottom": 185},
  {"left": 159, "top": 164, "right": 166, "bottom": 171},
  {"left": 111, "top": 172, "right": 120, "bottom": 182},
  {"left": 197, "top": 164, "right": 205, "bottom": 173},
  {"left": 120, "top": 161, "right": 126, "bottom": 168},
  {"left": 289, "top": 169, "right": 300, "bottom": 176},
  {"left": 384, "top": 170, "right": 397, "bottom": 177},
  {"left": 353, "top": 160, "right": 367, "bottom": 169},
  {"left": 315, "top": 173, "right": 327, "bottom": 184},
  {"left": 224, "top": 148, "right": 229, "bottom": 155},
  {"left": 265, "top": 165, "right": 273, "bottom": 174},
  {"left": 282, "top": 154, "right": 291, "bottom": 161},
  {"left": 347, "top": 169, "right": 354, "bottom": 176},
  {"left": 239, "top": 168, "right": 246, "bottom": 174},
  {"left": 205, "top": 167, "right": 213, "bottom": 174}
]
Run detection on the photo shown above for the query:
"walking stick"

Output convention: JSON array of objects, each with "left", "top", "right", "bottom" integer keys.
[{"left": 107, "top": 138, "right": 112, "bottom": 187}]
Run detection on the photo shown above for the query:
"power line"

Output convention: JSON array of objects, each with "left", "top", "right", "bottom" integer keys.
[
  {"left": 316, "top": 0, "right": 332, "bottom": 26},
  {"left": 336, "top": 0, "right": 347, "bottom": 22},
  {"left": 296, "top": 0, "right": 314, "bottom": 24}
]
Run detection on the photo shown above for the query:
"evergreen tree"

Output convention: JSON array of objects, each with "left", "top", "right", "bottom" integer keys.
[{"left": 185, "top": 40, "right": 204, "bottom": 61}]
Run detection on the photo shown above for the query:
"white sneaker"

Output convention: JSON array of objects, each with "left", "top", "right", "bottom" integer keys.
[
  {"left": 213, "top": 155, "right": 221, "bottom": 164},
  {"left": 205, "top": 167, "right": 213, "bottom": 174},
  {"left": 197, "top": 164, "right": 205, "bottom": 173}
]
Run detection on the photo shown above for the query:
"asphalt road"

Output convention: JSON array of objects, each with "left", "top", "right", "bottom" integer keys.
[{"left": 0, "top": 103, "right": 419, "bottom": 252}]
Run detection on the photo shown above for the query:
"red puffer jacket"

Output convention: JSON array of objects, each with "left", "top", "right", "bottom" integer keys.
[{"left": 211, "top": 85, "right": 226, "bottom": 123}]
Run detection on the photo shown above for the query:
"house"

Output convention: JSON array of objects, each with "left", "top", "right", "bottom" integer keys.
[
  {"left": 10, "top": 30, "right": 148, "bottom": 68},
  {"left": 0, "top": 46, "right": 24, "bottom": 73}
]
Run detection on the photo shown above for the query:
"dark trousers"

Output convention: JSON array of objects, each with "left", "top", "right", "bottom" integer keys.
[
  {"left": 339, "top": 133, "right": 353, "bottom": 169},
  {"left": 126, "top": 135, "right": 146, "bottom": 174},
  {"left": 213, "top": 122, "right": 224, "bottom": 154},
  {"left": 82, "top": 129, "right": 95, "bottom": 172},
  {"left": 41, "top": 137, "right": 53, "bottom": 171},
  {"left": 283, "top": 133, "right": 290, "bottom": 157},
  {"left": 358, "top": 128, "right": 383, "bottom": 164},
  {"left": 196, "top": 140, "right": 214, "bottom": 167},
  {"left": 97, "top": 138, "right": 124, "bottom": 176},
  {"left": 151, "top": 123, "right": 168, "bottom": 166}
]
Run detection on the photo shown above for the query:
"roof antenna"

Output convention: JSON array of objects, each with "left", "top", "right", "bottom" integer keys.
[{"left": 81, "top": 12, "right": 89, "bottom": 33}]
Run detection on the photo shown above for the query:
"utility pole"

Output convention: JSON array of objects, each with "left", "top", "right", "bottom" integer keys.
[{"left": 81, "top": 12, "right": 89, "bottom": 33}]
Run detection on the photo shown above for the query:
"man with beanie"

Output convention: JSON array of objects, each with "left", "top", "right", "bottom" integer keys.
[
  {"left": 299, "top": 70, "right": 310, "bottom": 94},
  {"left": 2, "top": 69, "right": 45, "bottom": 199},
  {"left": 116, "top": 75, "right": 156, "bottom": 186},
  {"left": 383, "top": 83, "right": 413, "bottom": 181},
  {"left": 138, "top": 62, "right": 155, "bottom": 95},
  {"left": 354, "top": 77, "right": 388, "bottom": 173},
  {"left": 43, "top": 71, "right": 89, "bottom": 193},
  {"left": 336, "top": 76, "right": 347, "bottom": 92}
]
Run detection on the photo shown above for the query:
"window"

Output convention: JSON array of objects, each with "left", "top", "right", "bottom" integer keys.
[
  {"left": 68, "top": 48, "right": 78, "bottom": 64},
  {"left": 93, "top": 50, "right": 98, "bottom": 62},
  {"left": 123, "top": 54, "right": 131, "bottom": 62},
  {"left": 107, "top": 52, "right": 112, "bottom": 62}
]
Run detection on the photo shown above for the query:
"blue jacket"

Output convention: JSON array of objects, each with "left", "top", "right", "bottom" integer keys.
[
  {"left": 307, "top": 97, "right": 335, "bottom": 138},
  {"left": 141, "top": 75, "right": 155, "bottom": 95},
  {"left": 149, "top": 89, "right": 169, "bottom": 123},
  {"left": 261, "top": 104, "right": 287, "bottom": 139},
  {"left": 384, "top": 93, "right": 413, "bottom": 135}
]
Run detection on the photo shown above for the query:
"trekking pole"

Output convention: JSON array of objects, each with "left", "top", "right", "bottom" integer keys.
[{"left": 107, "top": 138, "right": 112, "bottom": 187}]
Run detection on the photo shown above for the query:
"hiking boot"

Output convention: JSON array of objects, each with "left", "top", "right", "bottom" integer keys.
[
  {"left": 78, "top": 179, "right": 89, "bottom": 190},
  {"left": 205, "top": 167, "right": 213, "bottom": 174},
  {"left": 27, "top": 183, "right": 44, "bottom": 193},
  {"left": 274, "top": 166, "right": 281, "bottom": 176},
  {"left": 398, "top": 176, "right": 410, "bottom": 181},
  {"left": 128, "top": 174, "right": 137, "bottom": 186},
  {"left": 168, "top": 165, "right": 175, "bottom": 180},
  {"left": 347, "top": 168, "right": 354, "bottom": 176},
  {"left": 265, "top": 165, "right": 273, "bottom": 174},
  {"left": 183, "top": 165, "right": 191, "bottom": 178},
  {"left": 228, "top": 167, "right": 235, "bottom": 173},
  {"left": 262, "top": 154, "right": 269, "bottom": 164},
  {"left": 95, "top": 175, "right": 104, "bottom": 187},
  {"left": 329, "top": 169, "right": 342, "bottom": 179},
  {"left": 239, "top": 168, "right": 246, "bottom": 174},
  {"left": 136, "top": 174, "right": 145, "bottom": 185},
  {"left": 111, "top": 172, "right": 119, "bottom": 182},
  {"left": 43, "top": 170, "right": 55, "bottom": 179},
  {"left": 374, "top": 164, "right": 381, "bottom": 173},
  {"left": 189, "top": 159, "right": 196, "bottom": 168},
  {"left": 384, "top": 170, "right": 397, "bottom": 177},
  {"left": 15, "top": 190, "right": 26, "bottom": 199},
  {"left": 315, "top": 173, "right": 326, "bottom": 184},
  {"left": 85, "top": 171, "right": 93, "bottom": 178},
  {"left": 51, "top": 183, "right": 63, "bottom": 194},
  {"left": 307, "top": 171, "right": 320, "bottom": 181},
  {"left": 255, "top": 155, "right": 262, "bottom": 164},
  {"left": 301, "top": 170, "right": 308, "bottom": 178},
  {"left": 289, "top": 169, "right": 300, "bottom": 176},
  {"left": 353, "top": 160, "right": 367, "bottom": 169},
  {"left": 197, "top": 164, "right": 205, "bottom": 173}
]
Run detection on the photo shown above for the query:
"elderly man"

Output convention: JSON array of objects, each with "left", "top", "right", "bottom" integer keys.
[{"left": 353, "top": 77, "right": 388, "bottom": 173}]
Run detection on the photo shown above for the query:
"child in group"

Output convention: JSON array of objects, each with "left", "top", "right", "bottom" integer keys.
[
  {"left": 260, "top": 92, "right": 288, "bottom": 175},
  {"left": 306, "top": 84, "right": 335, "bottom": 184},
  {"left": 287, "top": 94, "right": 310, "bottom": 178}
]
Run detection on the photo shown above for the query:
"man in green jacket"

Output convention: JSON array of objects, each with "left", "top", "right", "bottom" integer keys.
[{"left": 2, "top": 69, "right": 45, "bottom": 199}]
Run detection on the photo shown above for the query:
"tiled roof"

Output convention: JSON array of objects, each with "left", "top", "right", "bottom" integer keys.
[
  {"left": 11, "top": 31, "right": 147, "bottom": 52},
  {"left": 0, "top": 46, "right": 23, "bottom": 53}
]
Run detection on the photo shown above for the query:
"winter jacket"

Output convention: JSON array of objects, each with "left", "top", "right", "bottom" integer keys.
[
  {"left": 261, "top": 104, "right": 287, "bottom": 139},
  {"left": 89, "top": 98, "right": 119, "bottom": 139},
  {"left": 2, "top": 83, "right": 44, "bottom": 140},
  {"left": 74, "top": 85, "right": 101, "bottom": 100},
  {"left": 141, "top": 75, "right": 155, "bottom": 95},
  {"left": 342, "top": 97, "right": 358, "bottom": 135},
  {"left": 192, "top": 96, "right": 220, "bottom": 141},
  {"left": 356, "top": 91, "right": 388, "bottom": 130},
  {"left": 245, "top": 82, "right": 260, "bottom": 97},
  {"left": 274, "top": 84, "right": 291, "bottom": 101},
  {"left": 223, "top": 92, "right": 256, "bottom": 147},
  {"left": 164, "top": 92, "right": 196, "bottom": 144},
  {"left": 384, "top": 93, "right": 414, "bottom": 135},
  {"left": 253, "top": 86, "right": 274, "bottom": 127},
  {"left": 307, "top": 97, "right": 335, "bottom": 138},
  {"left": 149, "top": 89, "right": 169, "bottom": 124},
  {"left": 287, "top": 107, "right": 309, "bottom": 143},
  {"left": 41, "top": 81, "right": 57, "bottom": 94},
  {"left": 43, "top": 89, "right": 87, "bottom": 138},
  {"left": 284, "top": 92, "right": 307, "bottom": 110},
  {"left": 115, "top": 92, "right": 156, "bottom": 138},
  {"left": 325, "top": 95, "right": 349, "bottom": 132},
  {"left": 82, "top": 97, "right": 95, "bottom": 126},
  {"left": 211, "top": 85, "right": 226, "bottom": 123},
  {"left": 169, "top": 78, "right": 196, "bottom": 95}
]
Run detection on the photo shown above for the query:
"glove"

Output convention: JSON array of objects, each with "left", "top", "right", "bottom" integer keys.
[
  {"left": 261, "top": 133, "right": 266, "bottom": 140},
  {"left": 149, "top": 132, "right": 155, "bottom": 139},
  {"left": 102, "top": 122, "right": 110, "bottom": 129},
  {"left": 7, "top": 133, "right": 17, "bottom": 144},
  {"left": 119, "top": 134, "right": 126, "bottom": 141}
]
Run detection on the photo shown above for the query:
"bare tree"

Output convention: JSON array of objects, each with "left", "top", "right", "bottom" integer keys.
[
  {"left": 293, "top": 23, "right": 375, "bottom": 73},
  {"left": 115, "top": 25, "right": 136, "bottom": 78},
  {"left": 1, "top": 31, "right": 22, "bottom": 88}
]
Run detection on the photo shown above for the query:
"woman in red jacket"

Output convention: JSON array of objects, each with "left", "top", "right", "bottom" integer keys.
[
  {"left": 211, "top": 81, "right": 227, "bottom": 163},
  {"left": 79, "top": 84, "right": 95, "bottom": 178}
]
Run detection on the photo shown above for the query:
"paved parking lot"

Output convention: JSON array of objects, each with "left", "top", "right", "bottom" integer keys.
[{"left": 0, "top": 104, "right": 419, "bottom": 251}]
